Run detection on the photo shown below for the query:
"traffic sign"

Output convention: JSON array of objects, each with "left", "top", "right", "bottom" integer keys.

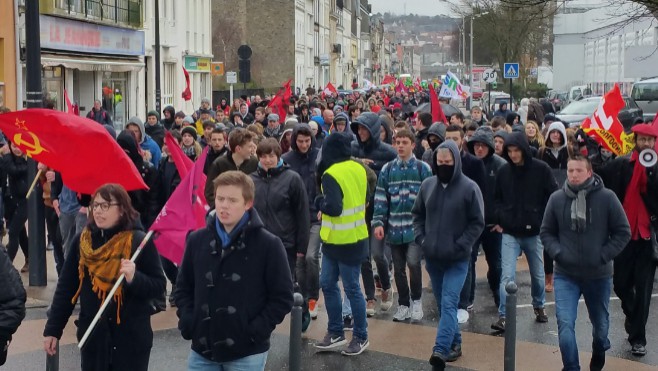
[
  {"left": 226, "top": 71, "right": 237, "bottom": 84},
  {"left": 503, "top": 63, "right": 519, "bottom": 79},
  {"left": 482, "top": 68, "right": 497, "bottom": 83}
]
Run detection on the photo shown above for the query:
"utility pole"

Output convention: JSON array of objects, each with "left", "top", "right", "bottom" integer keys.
[
  {"left": 25, "top": 0, "right": 47, "bottom": 286},
  {"left": 154, "top": 0, "right": 162, "bottom": 114},
  {"left": 468, "top": 15, "right": 474, "bottom": 110}
]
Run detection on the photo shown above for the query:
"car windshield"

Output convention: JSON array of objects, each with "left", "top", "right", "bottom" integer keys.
[
  {"left": 631, "top": 83, "right": 658, "bottom": 101},
  {"left": 559, "top": 99, "right": 600, "bottom": 115}
]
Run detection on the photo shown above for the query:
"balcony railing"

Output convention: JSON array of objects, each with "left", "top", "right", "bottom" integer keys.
[{"left": 41, "top": 0, "right": 143, "bottom": 29}]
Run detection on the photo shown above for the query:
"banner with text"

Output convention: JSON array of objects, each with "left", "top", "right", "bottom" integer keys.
[{"left": 439, "top": 71, "right": 470, "bottom": 100}]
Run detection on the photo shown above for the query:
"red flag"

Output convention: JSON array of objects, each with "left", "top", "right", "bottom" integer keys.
[
  {"left": 268, "top": 79, "right": 292, "bottom": 122},
  {"left": 581, "top": 84, "right": 632, "bottom": 155},
  {"left": 395, "top": 79, "right": 407, "bottom": 93},
  {"left": 164, "top": 131, "right": 193, "bottom": 178},
  {"left": 382, "top": 75, "right": 395, "bottom": 85},
  {"left": 0, "top": 109, "right": 147, "bottom": 194},
  {"left": 429, "top": 86, "right": 448, "bottom": 124},
  {"left": 151, "top": 149, "right": 209, "bottom": 265},
  {"left": 181, "top": 67, "right": 192, "bottom": 101},
  {"left": 64, "top": 89, "right": 74, "bottom": 115},
  {"left": 323, "top": 82, "right": 338, "bottom": 97}
]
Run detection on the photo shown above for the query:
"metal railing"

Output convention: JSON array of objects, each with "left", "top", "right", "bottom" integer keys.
[{"left": 44, "top": 0, "right": 143, "bottom": 28}]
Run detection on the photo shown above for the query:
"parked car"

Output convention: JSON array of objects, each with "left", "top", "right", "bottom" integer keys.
[
  {"left": 556, "top": 96, "right": 643, "bottom": 132},
  {"left": 631, "top": 77, "right": 658, "bottom": 122},
  {"left": 481, "top": 91, "right": 511, "bottom": 118},
  {"left": 547, "top": 90, "right": 568, "bottom": 111}
]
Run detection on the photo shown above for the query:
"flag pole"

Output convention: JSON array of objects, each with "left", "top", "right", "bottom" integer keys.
[
  {"left": 78, "top": 230, "right": 155, "bottom": 350},
  {"left": 25, "top": 169, "right": 43, "bottom": 199}
]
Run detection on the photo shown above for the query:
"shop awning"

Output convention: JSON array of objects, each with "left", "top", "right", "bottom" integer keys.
[{"left": 41, "top": 54, "right": 144, "bottom": 72}]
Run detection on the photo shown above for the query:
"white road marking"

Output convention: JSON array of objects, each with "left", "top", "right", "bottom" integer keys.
[{"left": 515, "top": 293, "right": 658, "bottom": 309}]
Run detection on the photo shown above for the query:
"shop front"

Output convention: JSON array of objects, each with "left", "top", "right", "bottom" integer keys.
[{"left": 26, "top": 14, "right": 144, "bottom": 131}]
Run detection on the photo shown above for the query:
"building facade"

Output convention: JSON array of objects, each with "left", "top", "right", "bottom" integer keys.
[
  {"left": 553, "top": 0, "right": 658, "bottom": 94},
  {"left": 0, "top": 1, "right": 18, "bottom": 110}
]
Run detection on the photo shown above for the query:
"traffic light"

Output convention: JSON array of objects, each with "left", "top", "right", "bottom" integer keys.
[{"left": 239, "top": 59, "right": 251, "bottom": 83}]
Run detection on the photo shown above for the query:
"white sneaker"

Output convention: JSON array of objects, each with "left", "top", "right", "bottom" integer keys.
[
  {"left": 393, "top": 305, "right": 411, "bottom": 322},
  {"left": 457, "top": 308, "right": 470, "bottom": 324},
  {"left": 380, "top": 288, "right": 393, "bottom": 311},
  {"left": 411, "top": 299, "right": 424, "bottom": 321}
]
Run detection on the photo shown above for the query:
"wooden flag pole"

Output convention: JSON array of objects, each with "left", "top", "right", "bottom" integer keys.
[{"left": 25, "top": 169, "right": 43, "bottom": 199}]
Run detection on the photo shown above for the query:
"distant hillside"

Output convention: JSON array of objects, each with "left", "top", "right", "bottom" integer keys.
[{"left": 378, "top": 13, "right": 459, "bottom": 34}]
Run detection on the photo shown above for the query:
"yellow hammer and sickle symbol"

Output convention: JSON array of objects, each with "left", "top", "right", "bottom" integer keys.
[{"left": 13, "top": 132, "right": 47, "bottom": 157}]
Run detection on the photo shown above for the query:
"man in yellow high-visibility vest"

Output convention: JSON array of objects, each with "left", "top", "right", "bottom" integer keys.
[{"left": 313, "top": 132, "right": 370, "bottom": 356}]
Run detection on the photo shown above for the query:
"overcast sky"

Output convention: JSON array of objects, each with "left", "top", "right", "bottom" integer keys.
[{"left": 370, "top": 0, "right": 453, "bottom": 16}]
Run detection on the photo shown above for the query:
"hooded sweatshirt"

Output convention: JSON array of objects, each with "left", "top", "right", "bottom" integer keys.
[
  {"left": 145, "top": 110, "right": 166, "bottom": 148},
  {"left": 538, "top": 121, "right": 570, "bottom": 186},
  {"left": 161, "top": 106, "right": 176, "bottom": 130},
  {"left": 315, "top": 132, "right": 368, "bottom": 265},
  {"left": 282, "top": 124, "right": 320, "bottom": 224},
  {"left": 540, "top": 174, "right": 630, "bottom": 280},
  {"left": 495, "top": 132, "right": 558, "bottom": 236},
  {"left": 411, "top": 141, "right": 485, "bottom": 261},
  {"left": 467, "top": 126, "right": 507, "bottom": 225},
  {"left": 422, "top": 122, "right": 447, "bottom": 165},
  {"left": 349, "top": 112, "right": 397, "bottom": 175},
  {"left": 126, "top": 116, "right": 162, "bottom": 168}
]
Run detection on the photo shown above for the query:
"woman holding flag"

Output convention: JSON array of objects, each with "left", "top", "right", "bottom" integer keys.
[{"left": 43, "top": 183, "right": 166, "bottom": 371}]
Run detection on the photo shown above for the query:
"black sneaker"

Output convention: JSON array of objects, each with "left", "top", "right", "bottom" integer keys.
[
  {"left": 590, "top": 352, "right": 605, "bottom": 371},
  {"left": 534, "top": 307, "right": 548, "bottom": 323},
  {"left": 429, "top": 352, "right": 447, "bottom": 370},
  {"left": 446, "top": 344, "right": 462, "bottom": 362},
  {"left": 314, "top": 333, "right": 347, "bottom": 350},
  {"left": 631, "top": 343, "right": 647, "bottom": 356},
  {"left": 491, "top": 317, "right": 506, "bottom": 332},
  {"left": 341, "top": 336, "right": 369, "bottom": 356},
  {"left": 343, "top": 315, "right": 353, "bottom": 331}
]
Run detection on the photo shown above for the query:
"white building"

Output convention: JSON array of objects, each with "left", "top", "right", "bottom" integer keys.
[
  {"left": 553, "top": 0, "right": 658, "bottom": 95},
  {"left": 144, "top": 0, "right": 213, "bottom": 114}
]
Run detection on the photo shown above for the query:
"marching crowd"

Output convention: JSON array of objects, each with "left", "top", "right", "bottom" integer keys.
[{"left": 0, "top": 86, "right": 654, "bottom": 371}]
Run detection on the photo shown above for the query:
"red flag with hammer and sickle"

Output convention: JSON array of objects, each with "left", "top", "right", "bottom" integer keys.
[{"left": 0, "top": 109, "right": 147, "bottom": 194}]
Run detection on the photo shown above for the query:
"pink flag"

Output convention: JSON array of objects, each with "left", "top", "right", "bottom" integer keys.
[
  {"left": 150, "top": 148, "right": 209, "bottom": 265},
  {"left": 164, "top": 131, "right": 194, "bottom": 178}
]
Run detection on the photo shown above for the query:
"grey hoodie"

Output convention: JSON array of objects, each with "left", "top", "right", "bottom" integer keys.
[
  {"left": 540, "top": 174, "right": 630, "bottom": 280},
  {"left": 412, "top": 141, "right": 485, "bottom": 261}
]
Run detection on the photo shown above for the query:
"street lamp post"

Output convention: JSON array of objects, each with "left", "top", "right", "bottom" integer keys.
[{"left": 468, "top": 15, "right": 473, "bottom": 110}]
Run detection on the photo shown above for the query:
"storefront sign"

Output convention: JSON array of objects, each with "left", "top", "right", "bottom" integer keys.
[
  {"left": 40, "top": 15, "right": 145, "bottom": 56},
  {"left": 184, "top": 57, "right": 211, "bottom": 72}
]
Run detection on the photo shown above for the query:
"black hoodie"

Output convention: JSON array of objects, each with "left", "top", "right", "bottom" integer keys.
[
  {"left": 494, "top": 132, "right": 558, "bottom": 236},
  {"left": 282, "top": 124, "right": 320, "bottom": 224},
  {"left": 349, "top": 112, "right": 397, "bottom": 175},
  {"left": 117, "top": 130, "right": 160, "bottom": 228},
  {"left": 161, "top": 106, "right": 176, "bottom": 130}
]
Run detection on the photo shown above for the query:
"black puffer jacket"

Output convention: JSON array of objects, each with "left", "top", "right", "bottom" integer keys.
[
  {"left": 467, "top": 127, "right": 507, "bottom": 225},
  {"left": 349, "top": 112, "right": 397, "bottom": 175},
  {"left": 495, "top": 132, "right": 558, "bottom": 236},
  {"left": 2, "top": 154, "right": 28, "bottom": 199},
  {"left": 282, "top": 124, "right": 320, "bottom": 224},
  {"left": 175, "top": 209, "right": 293, "bottom": 363},
  {"left": 0, "top": 248, "right": 25, "bottom": 342},
  {"left": 250, "top": 164, "right": 310, "bottom": 254}
]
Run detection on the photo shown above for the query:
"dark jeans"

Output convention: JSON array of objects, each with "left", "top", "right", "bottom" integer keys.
[
  {"left": 544, "top": 249, "right": 553, "bottom": 275},
  {"left": 5, "top": 198, "right": 28, "bottom": 263},
  {"left": 613, "top": 239, "right": 656, "bottom": 346},
  {"left": 370, "top": 229, "right": 392, "bottom": 291},
  {"left": 391, "top": 243, "right": 422, "bottom": 307},
  {"left": 463, "top": 229, "right": 502, "bottom": 307},
  {"left": 45, "top": 206, "right": 64, "bottom": 274},
  {"left": 554, "top": 274, "right": 611, "bottom": 371},
  {"left": 296, "top": 224, "right": 321, "bottom": 300},
  {"left": 459, "top": 241, "right": 478, "bottom": 309}
]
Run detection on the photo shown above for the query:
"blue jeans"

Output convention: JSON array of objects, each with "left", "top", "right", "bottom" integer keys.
[
  {"left": 499, "top": 234, "right": 545, "bottom": 317},
  {"left": 187, "top": 350, "right": 268, "bottom": 371},
  {"left": 320, "top": 253, "right": 368, "bottom": 340},
  {"left": 554, "top": 275, "right": 611, "bottom": 371},
  {"left": 425, "top": 258, "right": 469, "bottom": 356}
]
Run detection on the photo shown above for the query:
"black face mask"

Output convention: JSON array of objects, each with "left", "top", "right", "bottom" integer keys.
[
  {"left": 429, "top": 138, "right": 443, "bottom": 151},
  {"left": 436, "top": 165, "right": 454, "bottom": 183}
]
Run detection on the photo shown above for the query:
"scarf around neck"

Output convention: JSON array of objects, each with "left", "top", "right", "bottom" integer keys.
[
  {"left": 72, "top": 228, "right": 133, "bottom": 324},
  {"left": 623, "top": 151, "right": 651, "bottom": 240},
  {"left": 563, "top": 175, "right": 596, "bottom": 232}
]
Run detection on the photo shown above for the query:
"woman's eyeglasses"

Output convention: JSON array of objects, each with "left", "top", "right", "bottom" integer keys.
[{"left": 91, "top": 202, "right": 119, "bottom": 212}]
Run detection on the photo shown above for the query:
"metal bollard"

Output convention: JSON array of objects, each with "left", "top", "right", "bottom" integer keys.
[
  {"left": 45, "top": 305, "right": 59, "bottom": 371},
  {"left": 289, "top": 293, "right": 304, "bottom": 371},
  {"left": 46, "top": 342, "right": 59, "bottom": 371},
  {"left": 504, "top": 282, "right": 518, "bottom": 371}
]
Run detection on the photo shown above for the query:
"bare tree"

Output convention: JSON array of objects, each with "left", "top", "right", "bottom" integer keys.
[{"left": 212, "top": 17, "right": 241, "bottom": 74}]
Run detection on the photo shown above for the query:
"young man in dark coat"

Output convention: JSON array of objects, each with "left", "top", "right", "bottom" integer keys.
[
  {"left": 281, "top": 124, "right": 322, "bottom": 319},
  {"left": 598, "top": 121, "right": 658, "bottom": 356},
  {"left": 175, "top": 171, "right": 293, "bottom": 369},
  {"left": 203, "top": 127, "right": 228, "bottom": 175},
  {"left": 204, "top": 128, "right": 258, "bottom": 205},
  {"left": 412, "top": 141, "right": 484, "bottom": 369},
  {"left": 413, "top": 112, "right": 432, "bottom": 160},
  {"left": 466, "top": 126, "right": 506, "bottom": 308},
  {"left": 491, "top": 132, "right": 558, "bottom": 332},
  {"left": 145, "top": 110, "right": 166, "bottom": 149},
  {"left": 541, "top": 155, "right": 630, "bottom": 371}
]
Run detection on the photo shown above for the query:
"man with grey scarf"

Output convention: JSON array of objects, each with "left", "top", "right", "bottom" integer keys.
[{"left": 540, "top": 154, "right": 630, "bottom": 371}]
